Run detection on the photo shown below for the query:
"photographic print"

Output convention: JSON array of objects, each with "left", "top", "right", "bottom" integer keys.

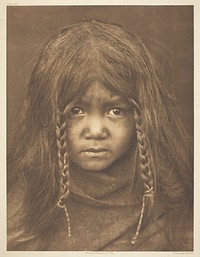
[{"left": 5, "top": 3, "right": 195, "bottom": 254}]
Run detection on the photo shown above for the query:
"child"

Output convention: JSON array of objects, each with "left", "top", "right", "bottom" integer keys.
[{"left": 7, "top": 20, "right": 193, "bottom": 251}]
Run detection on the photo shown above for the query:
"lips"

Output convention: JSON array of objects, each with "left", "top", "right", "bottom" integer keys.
[
  {"left": 82, "top": 148, "right": 108, "bottom": 153},
  {"left": 81, "top": 148, "right": 110, "bottom": 157}
]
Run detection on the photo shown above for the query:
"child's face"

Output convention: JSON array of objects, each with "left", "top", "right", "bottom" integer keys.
[{"left": 67, "top": 81, "right": 136, "bottom": 171}]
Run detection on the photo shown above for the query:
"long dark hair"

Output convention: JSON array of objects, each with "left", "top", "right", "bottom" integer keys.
[{"left": 8, "top": 20, "right": 193, "bottom": 244}]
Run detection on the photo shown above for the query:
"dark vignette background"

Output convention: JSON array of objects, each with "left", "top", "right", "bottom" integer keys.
[{"left": 7, "top": 6, "right": 193, "bottom": 145}]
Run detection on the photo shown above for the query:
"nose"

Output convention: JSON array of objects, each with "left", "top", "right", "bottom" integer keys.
[{"left": 82, "top": 116, "right": 109, "bottom": 140}]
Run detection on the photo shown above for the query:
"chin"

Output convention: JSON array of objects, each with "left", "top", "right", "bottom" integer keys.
[
  {"left": 76, "top": 160, "right": 115, "bottom": 172},
  {"left": 81, "top": 164, "right": 111, "bottom": 172}
]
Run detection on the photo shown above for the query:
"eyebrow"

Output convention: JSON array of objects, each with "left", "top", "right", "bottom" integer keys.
[{"left": 76, "top": 95, "right": 127, "bottom": 106}]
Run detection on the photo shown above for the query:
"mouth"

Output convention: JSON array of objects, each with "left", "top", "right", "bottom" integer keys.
[{"left": 81, "top": 148, "right": 110, "bottom": 157}]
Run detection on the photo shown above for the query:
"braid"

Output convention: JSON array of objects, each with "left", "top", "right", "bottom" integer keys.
[
  {"left": 130, "top": 101, "right": 155, "bottom": 244},
  {"left": 56, "top": 106, "right": 71, "bottom": 237},
  {"left": 134, "top": 108, "right": 154, "bottom": 192}
]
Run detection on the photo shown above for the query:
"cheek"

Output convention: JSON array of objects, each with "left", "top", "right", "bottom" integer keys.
[
  {"left": 113, "top": 120, "right": 136, "bottom": 151},
  {"left": 66, "top": 123, "right": 80, "bottom": 151},
  {"left": 67, "top": 123, "right": 79, "bottom": 138}
]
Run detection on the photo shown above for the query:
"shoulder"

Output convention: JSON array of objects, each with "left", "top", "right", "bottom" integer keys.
[
  {"left": 7, "top": 179, "right": 26, "bottom": 250},
  {"left": 7, "top": 179, "right": 59, "bottom": 251},
  {"left": 163, "top": 204, "right": 193, "bottom": 251},
  {"left": 138, "top": 203, "right": 193, "bottom": 251}
]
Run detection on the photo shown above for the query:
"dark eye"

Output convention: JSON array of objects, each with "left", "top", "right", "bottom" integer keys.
[
  {"left": 108, "top": 108, "right": 124, "bottom": 116},
  {"left": 70, "top": 107, "right": 85, "bottom": 116}
]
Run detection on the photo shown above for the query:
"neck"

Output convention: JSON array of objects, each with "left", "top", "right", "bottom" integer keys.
[{"left": 69, "top": 151, "right": 139, "bottom": 207}]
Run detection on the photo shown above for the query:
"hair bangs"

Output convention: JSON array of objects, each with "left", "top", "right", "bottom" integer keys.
[{"left": 57, "top": 26, "right": 138, "bottom": 109}]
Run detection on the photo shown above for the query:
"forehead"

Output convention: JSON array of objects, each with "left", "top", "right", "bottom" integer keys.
[{"left": 79, "top": 81, "right": 123, "bottom": 103}]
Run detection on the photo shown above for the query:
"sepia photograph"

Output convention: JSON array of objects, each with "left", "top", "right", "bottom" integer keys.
[{"left": 6, "top": 4, "right": 195, "bottom": 253}]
